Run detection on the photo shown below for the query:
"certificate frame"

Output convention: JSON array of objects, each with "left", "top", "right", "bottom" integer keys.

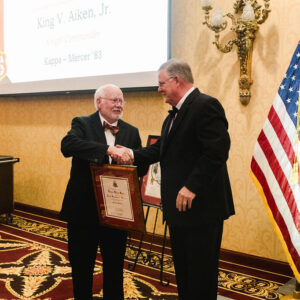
[
  {"left": 90, "top": 164, "right": 145, "bottom": 233},
  {"left": 140, "top": 135, "right": 162, "bottom": 207}
]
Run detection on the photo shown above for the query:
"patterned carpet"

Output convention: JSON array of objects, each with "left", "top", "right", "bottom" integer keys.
[{"left": 0, "top": 210, "right": 294, "bottom": 299}]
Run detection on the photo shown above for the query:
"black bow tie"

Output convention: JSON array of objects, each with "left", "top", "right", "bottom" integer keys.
[{"left": 168, "top": 106, "right": 178, "bottom": 118}]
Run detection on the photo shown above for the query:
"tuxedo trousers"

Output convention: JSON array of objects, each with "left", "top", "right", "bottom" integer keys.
[
  {"left": 67, "top": 223, "right": 127, "bottom": 300},
  {"left": 169, "top": 220, "right": 223, "bottom": 300}
]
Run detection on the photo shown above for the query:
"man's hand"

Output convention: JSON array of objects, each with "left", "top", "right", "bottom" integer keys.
[
  {"left": 176, "top": 186, "right": 196, "bottom": 212},
  {"left": 107, "top": 145, "right": 133, "bottom": 165}
]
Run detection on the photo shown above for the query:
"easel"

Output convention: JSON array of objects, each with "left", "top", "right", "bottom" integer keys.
[
  {"left": 127, "top": 135, "right": 171, "bottom": 286},
  {"left": 127, "top": 202, "right": 170, "bottom": 286}
]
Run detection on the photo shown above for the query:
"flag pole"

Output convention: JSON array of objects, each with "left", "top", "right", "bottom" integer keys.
[{"left": 281, "top": 280, "right": 300, "bottom": 299}]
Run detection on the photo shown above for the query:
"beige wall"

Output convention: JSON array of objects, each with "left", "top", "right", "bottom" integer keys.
[{"left": 0, "top": 0, "right": 299, "bottom": 263}]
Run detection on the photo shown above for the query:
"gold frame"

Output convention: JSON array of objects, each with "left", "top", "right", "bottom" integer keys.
[{"left": 90, "top": 164, "right": 146, "bottom": 233}]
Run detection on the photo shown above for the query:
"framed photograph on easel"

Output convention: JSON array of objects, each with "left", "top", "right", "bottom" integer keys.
[{"left": 140, "top": 135, "right": 162, "bottom": 207}]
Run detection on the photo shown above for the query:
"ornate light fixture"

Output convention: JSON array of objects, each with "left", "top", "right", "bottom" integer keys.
[{"left": 201, "top": 0, "right": 271, "bottom": 105}]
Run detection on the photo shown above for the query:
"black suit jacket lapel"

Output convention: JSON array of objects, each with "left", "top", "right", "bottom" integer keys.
[
  {"left": 160, "top": 115, "right": 172, "bottom": 156},
  {"left": 161, "top": 89, "right": 198, "bottom": 155},
  {"left": 90, "top": 112, "right": 110, "bottom": 163},
  {"left": 91, "top": 112, "right": 107, "bottom": 143},
  {"left": 115, "top": 119, "right": 127, "bottom": 146}
]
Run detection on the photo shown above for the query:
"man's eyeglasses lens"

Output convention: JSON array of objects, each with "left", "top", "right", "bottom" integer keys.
[
  {"left": 158, "top": 77, "right": 174, "bottom": 87},
  {"left": 102, "top": 98, "right": 125, "bottom": 106}
]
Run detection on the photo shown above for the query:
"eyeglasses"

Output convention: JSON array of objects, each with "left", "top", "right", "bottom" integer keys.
[
  {"left": 101, "top": 97, "right": 126, "bottom": 106},
  {"left": 158, "top": 76, "right": 175, "bottom": 87}
]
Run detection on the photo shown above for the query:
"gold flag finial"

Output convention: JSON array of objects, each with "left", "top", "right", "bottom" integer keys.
[{"left": 291, "top": 82, "right": 300, "bottom": 184}]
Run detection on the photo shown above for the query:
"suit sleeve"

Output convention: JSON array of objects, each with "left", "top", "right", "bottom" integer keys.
[
  {"left": 184, "top": 98, "right": 230, "bottom": 194},
  {"left": 61, "top": 116, "right": 108, "bottom": 163},
  {"left": 129, "top": 127, "right": 149, "bottom": 177},
  {"left": 133, "top": 138, "right": 161, "bottom": 166}
]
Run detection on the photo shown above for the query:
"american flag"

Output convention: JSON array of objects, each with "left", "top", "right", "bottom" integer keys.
[{"left": 250, "top": 41, "right": 300, "bottom": 282}]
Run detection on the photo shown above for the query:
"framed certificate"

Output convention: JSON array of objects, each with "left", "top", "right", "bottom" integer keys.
[
  {"left": 140, "top": 135, "right": 162, "bottom": 207},
  {"left": 90, "top": 164, "right": 146, "bottom": 233}
]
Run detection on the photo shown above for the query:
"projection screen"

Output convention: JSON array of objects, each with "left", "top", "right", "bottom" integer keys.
[{"left": 0, "top": 0, "right": 171, "bottom": 95}]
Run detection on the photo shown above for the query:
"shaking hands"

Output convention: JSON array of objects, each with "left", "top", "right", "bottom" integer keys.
[{"left": 107, "top": 145, "right": 133, "bottom": 165}]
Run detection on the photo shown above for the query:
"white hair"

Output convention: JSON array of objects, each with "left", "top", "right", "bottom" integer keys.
[{"left": 94, "top": 84, "right": 122, "bottom": 110}]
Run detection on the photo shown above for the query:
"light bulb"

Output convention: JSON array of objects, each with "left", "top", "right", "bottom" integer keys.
[
  {"left": 201, "top": 0, "right": 213, "bottom": 8},
  {"left": 241, "top": 2, "right": 255, "bottom": 22},
  {"left": 211, "top": 8, "right": 224, "bottom": 26}
]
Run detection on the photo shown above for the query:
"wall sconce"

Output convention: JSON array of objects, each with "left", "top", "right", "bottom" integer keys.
[{"left": 201, "top": 0, "right": 271, "bottom": 105}]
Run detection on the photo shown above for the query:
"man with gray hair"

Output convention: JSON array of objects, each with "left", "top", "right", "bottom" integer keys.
[
  {"left": 60, "top": 83, "right": 146, "bottom": 299},
  {"left": 116, "top": 59, "right": 235, "bottom": 299}
]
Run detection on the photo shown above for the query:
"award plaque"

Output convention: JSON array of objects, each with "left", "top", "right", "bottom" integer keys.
[{"left": 90, "top": 164, "right": 146, "bottom": 233}]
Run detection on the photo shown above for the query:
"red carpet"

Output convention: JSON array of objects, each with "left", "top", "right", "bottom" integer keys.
[
  {"left": 0, "top": 210, "right": 177, "bottom": 299},
  {"left": 0, "top": 209, "right": 294, "bottom": 299}
]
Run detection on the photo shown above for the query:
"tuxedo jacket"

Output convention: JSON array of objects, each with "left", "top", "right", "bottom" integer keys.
[
  {"left": 60, "top": 111, "right": 146, "bottom": 224},
  {"left": 134, "top": 88, "right": 235, "bottom": 227}
]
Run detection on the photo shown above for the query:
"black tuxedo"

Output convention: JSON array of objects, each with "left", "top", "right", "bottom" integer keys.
[
  {"left": 134, "top": 89, "right": 234, "bottom": 299},
  {"left": 60, "top": 111, "right": 146, "bottom": 300}
]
